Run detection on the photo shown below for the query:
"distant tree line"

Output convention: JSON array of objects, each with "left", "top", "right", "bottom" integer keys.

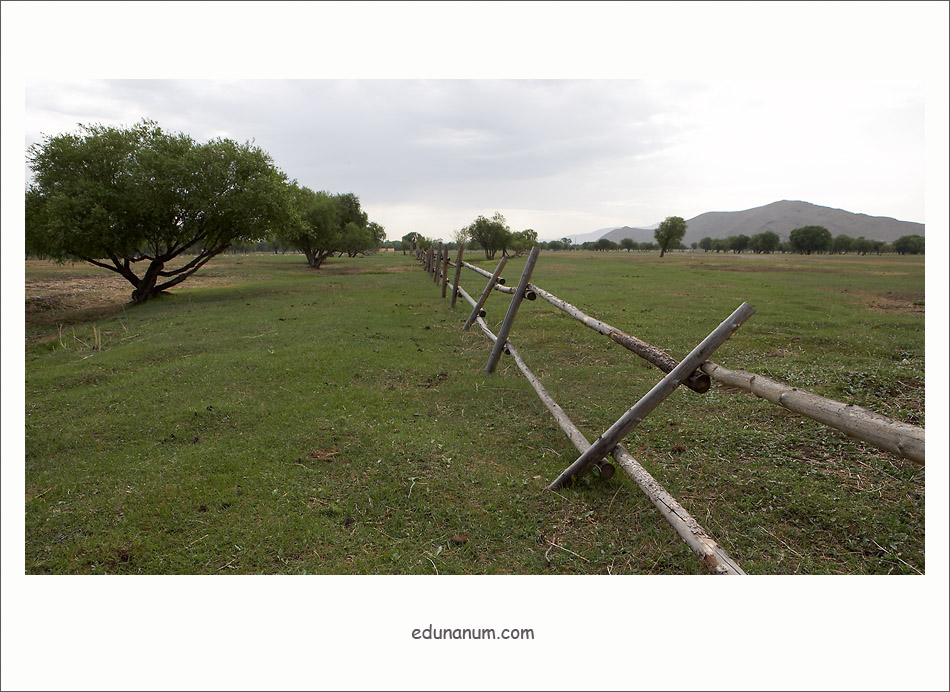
[
  {"left": 399, "top": 223, "right": 925, "bottom": 258},
  {"left": 695, "top": 227, "right": 924, "bottom": 255}
]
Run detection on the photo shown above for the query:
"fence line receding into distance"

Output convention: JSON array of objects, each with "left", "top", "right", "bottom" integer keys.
[{"left": 409, "top": 241, "right": 925, "bottom": 574}]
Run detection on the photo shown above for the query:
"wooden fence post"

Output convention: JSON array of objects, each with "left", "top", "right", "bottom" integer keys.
[
  {"left": 548, "top": 302, "right": 756, "bottom": 489},
  {"left": 485, "top": 246, "right": 541, "bottom": 374},
  {"left": 463, "top": 257, "right": 509, "bottom": 331},
  {"left": 441, "top": 248, "right": 450, "bottom": 298},
  {"left": 450, "top": 246, "right": 465, "bottom": 308},
  {"left": 470, "top": 305, "right": 745, "bottom": 574}
]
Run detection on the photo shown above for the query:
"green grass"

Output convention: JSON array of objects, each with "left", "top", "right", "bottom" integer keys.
[{"left": 24, "top": 250, "right": 925, "bottom": 574}]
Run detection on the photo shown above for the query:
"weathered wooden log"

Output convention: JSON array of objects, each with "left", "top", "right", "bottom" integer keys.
[
  {"left": 461, "top": 261, "right": 514, "bottom": 292},
  {"left": 455, "top": 285, "right": 487, "bottom": 319},
  {"left": 434, "top": 243, "right": 443, "bottom": 284},
  {"left": 528, "top": 284, "right": 710, "bottom": 393},
  {"left": 441, "top": 247, "right": 451, "bottom": 298},
  {"left": 463, "top": 257, "right": 508, "bottom": 331},
  {"left": 548, "top": 302, "right": 755, "bottom": 490},
  {"left": 475, "top": 316, "right": 743, "bottom": 574},
  {"left": 486, "top": 246, "right": 541, "bottom": 374},
  {"left": 702, "top": 361, "right": 925, "bottom": 464},
  {"left": 607, "top": 445, "right": 745, "bottom": 574},
  {"left": 450, "top": 246, "right": 465, "bottom": 309}
]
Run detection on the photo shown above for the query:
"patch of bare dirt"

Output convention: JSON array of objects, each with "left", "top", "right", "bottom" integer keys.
[{"left": 840, "top": 290, "right": 925, "bottom": 315}]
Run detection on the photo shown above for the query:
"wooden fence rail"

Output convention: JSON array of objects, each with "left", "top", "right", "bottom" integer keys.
[
  {"left": 453, "top": 275, "right": 745, "bottom": 574},
  {"left": 412, "top": 245, "right": 925, "bottom": 573}
]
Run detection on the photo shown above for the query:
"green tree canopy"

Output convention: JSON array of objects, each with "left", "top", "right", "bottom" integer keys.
[
  {"left": 788, "top": 225, "right": 832, "bottom": 255},
  {"left": 831, "top": 234, "right": 853, "bottom": 254},
  {"left": 893, "top": 235, "right": 924, "bottom": 255},
  {"left": 26, "top": 120, "right": 294, "bottom": 303},
  {"left": 466, "top": 212, "right": 511, "bottom": 259},
  {"left": 728, "top": 234, "right": 751, "bottom": 253},
  {"left": 506, "top": 228, "right": 538, "bottom": 257},
  {"left": 749, "top": 231, "right": 780, "bottom": 254},
  {"left": 654, "top": 216, "right": 687, "bottom": 257},
  {"left": 278, "top": 185, "right": 339, "bottom": 268}
]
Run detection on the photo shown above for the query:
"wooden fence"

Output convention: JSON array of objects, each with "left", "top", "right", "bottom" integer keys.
[{"left": 413, "top": 242, "right": 926, "bottom": 574}]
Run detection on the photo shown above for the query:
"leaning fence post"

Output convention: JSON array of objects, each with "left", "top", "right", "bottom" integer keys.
[
  {"left": 450, "top": 246, "right": 465, "bottom": 309},
  {"left": 547, "top": 302, "right": 755, "bottom": 489},
  {"left": 485, "top": 246, "right": 541, "bottom": 374},
  {"left": 463, "top": 256, "right": 508, "bottom": 331}
]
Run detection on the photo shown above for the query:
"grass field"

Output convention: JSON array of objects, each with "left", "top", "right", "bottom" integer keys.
[{"left": 23, "top": 250, "right": 925, "bottom": 574}]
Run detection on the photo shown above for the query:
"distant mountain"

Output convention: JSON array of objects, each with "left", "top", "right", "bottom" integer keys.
[
  {"left": 681, "top": 200, "right": 923, "bottom": 244},
  {"left": 560, "top": 227, "right": 618, "bottom": 245},
  {"left": 600, "top": 225, "right": 659, "bottom": 244}
]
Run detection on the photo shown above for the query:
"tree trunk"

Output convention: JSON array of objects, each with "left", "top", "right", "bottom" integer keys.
[{"left": 131, "top": 260, "right": 165, "bottom": 303}]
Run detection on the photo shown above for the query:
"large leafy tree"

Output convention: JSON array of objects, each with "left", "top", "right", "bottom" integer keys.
[
  {"left": 506, "top": 228, "right": 538, "bottom": 257},
  {"left": 893, "top": 234, "right": 924, "bottom": 255},
  {"left": 466, "top": 212, "right": 511, "bottom": 259},
  {"left": 280, "top": 189, "right": 381, "bottom": 266},
  {"left": 788, "top": 225, "right": 832, "bottom": 255},
  {"left": 26, "top": 120, "right": 293, "bottom": 303},
  {"left": 654, "top": 216, "right": 687, "bottom": 257},
  {"left": 749, "top": 231, "right": 780, "bottom": 254},
  {"left": 281, "top": 185, "right": 339, "bottom": 268}
]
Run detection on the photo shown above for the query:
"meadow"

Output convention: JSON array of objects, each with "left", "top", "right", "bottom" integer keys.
[{"left": 23, "top": 249, "right": 925, "bottom": 574}]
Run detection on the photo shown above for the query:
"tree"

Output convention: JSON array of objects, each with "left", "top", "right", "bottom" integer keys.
[
  {"left": 560, "top": 237, "right": 573, "bottom": 250},
  {"left": 506, "top": 229, "right": 538, "bottom": 257},
  {"left": 594, "top": 237, "right": 618, "bottom": 251},
  {"left": 466, "top": 212, "right": 511, "bottom": 259},
  {"left": 619, "top": 238, "right": 635, "bottom": 252},
  {"left": 367, "top": 221, "right": 386, "bottom": 248},
  {"left": 26, "top": 120, "right": 293, "bottom": 303},
  {"left": 654, "top": 216, "right": 687, "bottom": 257},
  {"left": 728, "top": 234, "right": 750, "bottom": 253},
  {"left": 699, "top": 236, "right": 713, "bottom": 252},
  {"left": 832, "top": 234, "right": 854, "bottom": 254},
  {"left": 749, "top": 231, "right": 780, "bottom": 254},
  {"left": 340, "top": 222, "right": 376, "bottom": 257},
  {"left": 852, "top": 236, "right": 873, "bottom": 255},
  {"left": 893, "top": 234, "right": 925, "bottom": 255},
  {"left": 280, "top": 185, "right": 339, "bottom": 268},
  {"left": 788, "top": 225, "right": 832, "bottom": 255}
]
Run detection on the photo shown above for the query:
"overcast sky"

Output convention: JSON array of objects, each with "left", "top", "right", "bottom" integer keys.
[
  {"left": 8, "top": 3, "right": 947, "bottom": 245},
  {"left": 4, "top": 5, "right": 950, "bottom": 690},
  {"left": 22, "top": 77, "right": 926, "bottom": 241}
]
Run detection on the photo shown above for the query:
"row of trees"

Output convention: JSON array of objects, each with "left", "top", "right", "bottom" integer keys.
[
  {"left": 405, "top": 226, "right": 924, "bottom": 257},
  {"left": 697, "top": 228, "right": 925, "bottom": 255},
  {"left": 25, "top": 120, "right": 385, "bottom": 303}
]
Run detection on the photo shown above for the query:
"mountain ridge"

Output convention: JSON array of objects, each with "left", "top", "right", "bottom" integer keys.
[{"left": 566, "top": 201, "right": 923, "bottom": 245}]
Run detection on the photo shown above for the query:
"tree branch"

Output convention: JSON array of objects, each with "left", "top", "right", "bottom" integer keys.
[{"left": 153, "top": 252, "right": 217, "bottom": 292}]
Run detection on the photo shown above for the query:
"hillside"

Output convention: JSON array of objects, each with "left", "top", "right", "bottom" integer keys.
[
  {"left": 587, "top": 201, "right": 923, "bottom": 245},
  {"left": 600, "top": 225, "right": 659, "bottom": 244},
  {"left": 681, "top": 201, "right": 923, "bottom": 244}
]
